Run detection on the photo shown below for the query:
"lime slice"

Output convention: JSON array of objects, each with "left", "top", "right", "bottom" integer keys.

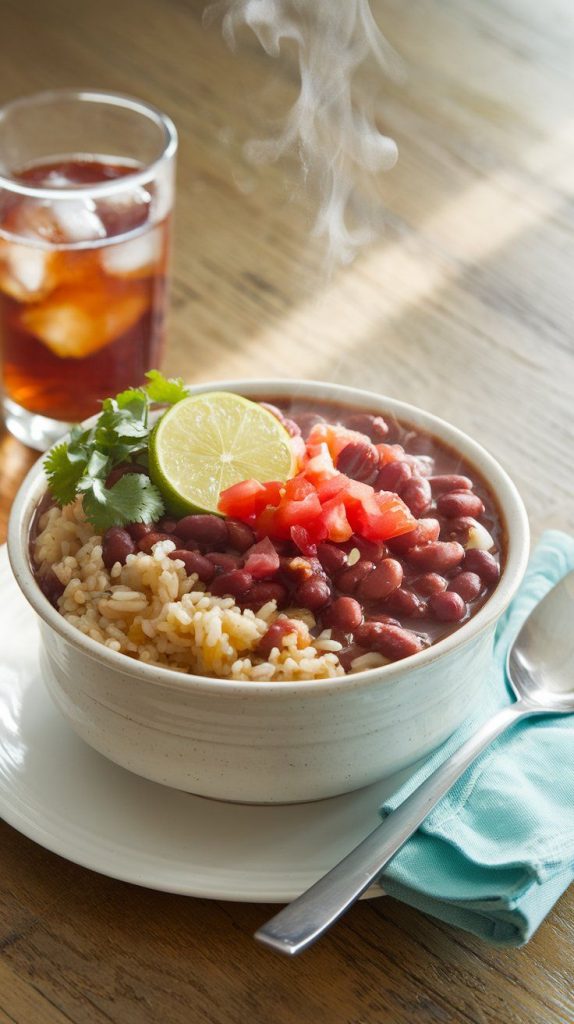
[{"left": 149, "top": 391, "right": 296, "bottom": 516}]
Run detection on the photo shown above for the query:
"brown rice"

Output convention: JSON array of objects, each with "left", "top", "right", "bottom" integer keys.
[{"left": 33, "top": 500, "right": 346, "bottom": 681}]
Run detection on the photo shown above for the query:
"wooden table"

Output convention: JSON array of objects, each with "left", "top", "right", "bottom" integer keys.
[{"left": 1, "top": 1, "right": 573, "bottom": 1021}]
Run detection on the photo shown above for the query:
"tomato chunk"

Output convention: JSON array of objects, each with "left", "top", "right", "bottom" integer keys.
[
  {"left": 273, "top": 491, "right": 323, "bottom": 533},
  {"left": 219, "top": 425, "right": 416, "bottom": 547},
  {"left": 320, "top": 498, "right": 353, "bottom": 542},
  {"left": 348, "top": 491, "right": 415, "bottom": 541},
  {"left": 243, "top": 537, "right": 281, "bottom": 579},
  {"left": 219, "top": 479, "right": 282, "bottom": 518},
  {"left": 284, "top": 474, "right": 316, "bottom": 501},
  {"left": 307, "top": 423, "right": 369, "bottom": 460}
]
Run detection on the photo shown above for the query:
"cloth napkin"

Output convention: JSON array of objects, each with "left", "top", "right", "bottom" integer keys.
[{"left": 378, "top": 531, "right": 574, "bottom": 946}]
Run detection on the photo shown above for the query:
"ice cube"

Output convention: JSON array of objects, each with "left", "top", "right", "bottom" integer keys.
[
  {"left": 0, "top": 239, "right": 56, "bottom": 302},
  {"left": 96, "top": 186, "right": 152, "bottom": 239},
  {"left": 6, "top": 197, "right": 106, "bottom": 245},
  {"left": 50, "top": 200, "right": 107, "bottom": 243},
  {"left": 99, "top": 184, "right": 152, "bottom": 215},
  {"left": 101, "top": 227, "right": 162, "bottom": 277},
  {"left": 20, "top": 281, "right": 148, "bottom": 358}
]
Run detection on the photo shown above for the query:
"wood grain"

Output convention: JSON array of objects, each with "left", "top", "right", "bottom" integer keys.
[{"left": 1, "top": 0, "right": 573, "bottom": 1021}]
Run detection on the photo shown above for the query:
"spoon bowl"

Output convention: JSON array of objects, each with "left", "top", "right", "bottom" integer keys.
[{"left": 507, "top": 570, "right": 574, "bottom": 710}]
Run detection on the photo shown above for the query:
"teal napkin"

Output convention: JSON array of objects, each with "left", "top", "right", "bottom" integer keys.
[{"left": 379, "top": 531, "right": 574, "bottom": 946}]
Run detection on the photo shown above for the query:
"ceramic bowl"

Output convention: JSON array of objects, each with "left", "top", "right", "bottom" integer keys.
[{"left": 7, "top": 380, "right": 529, "bottom": 803}]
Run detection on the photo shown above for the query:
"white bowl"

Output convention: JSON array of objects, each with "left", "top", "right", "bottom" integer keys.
[{"left": 8, "top": 380, "right": 529, "bottom": 803}]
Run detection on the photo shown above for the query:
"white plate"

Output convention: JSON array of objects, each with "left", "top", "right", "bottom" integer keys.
[{"left": 0, "top": 544, "right": 411, "bottom": 902}]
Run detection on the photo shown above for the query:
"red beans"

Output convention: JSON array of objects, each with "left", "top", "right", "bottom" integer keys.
[
  {"left": 349, "top": 535, "right": 387, "bottom": 562},
  {"left": 429, "top": 475, "right": 472, "bottom": 494},
  {"left": 356, "top": 559, "right": 403, "bottom": 602},
  {"left": 137, "top": 531, "right": 181, "bottom": 554},
  {"left": 243, "top": 581, "right": 288, "bottom": 609},
  {"left": 206, "top": 552, "right": 242, "bottom": 573},
  {"left": 355, "top": 621, "right": 427, "bottom": 660},
  {"left": 257, "top": 620, "right": 298, "bottom": 657},
  {"left": 168, "top": 549, "right": 216, "bottom": 583},
  {"left": 210, "top": 570, "right": 253, "bottom": 599},
  {"left": 293, "top": 412, "right": 325, "bottom": 438},
  {"left": 225, "top": 518, "right": 256, "bottom": 553},
  {"left": 336, "top": 559, "right": 375, "bottom": 594},
  {"left": 401, "top": 476, "right": 432, "bottom": 518},
  {"left": 447, "top": 571, "right": 483, "bottom": 601},
  {"left": 440, "top": 515, "right": 475, "bottom": 545},
  {"left": 125, "top": 522, "right": 155, "bottom": 541},
  {"left": 294, "top": 577, "right": 331, "bottom": 611},
  {"left": 413, "top": 572, "right": 448, "bottom": 597},
  {"left": 37, "top": 567, "right": 65, "bottom": 606},
  {"left": 316, "top": 542, "right": 348, "bottom": 576},
  {"left": 102, "top": 526, "right": 136, "bottom": 568},
  {"left": 436, "top": 491, "right": 485, "bottom": 519},
  {"left": 336, "top": 441, "right": 379, "bottom": 483},
  {"left": 429, "top": 591, "right": 467, "bottom": 622},
  {"left": 463, "top": 549, "right": 500, "bottom": 584},
  {"left": 344, "top": 413, "right": 389, "bottom": 441},
  {"left": 374, "top": 460, "right": 412, "bottom": 494},
  {"left": 323, "top": 597, "right": 363, "bottom": 632},
  {"left": 388, "top": 518, "right": 440, "bottom": 555},
  {"left": 176, "top": 514, "right": 228, "bottom": 549},
  {"left": 382, "top": 587, "right": 426, "bottom": 618},
  {"left": 406, "top": 541, "right": 465, "bottom": 572},
  {"left": 158, "top": 518, "right": 179, "bottom": 534},
  {"left": 367, "top": 613, "right": 401, "bottom": 627}
]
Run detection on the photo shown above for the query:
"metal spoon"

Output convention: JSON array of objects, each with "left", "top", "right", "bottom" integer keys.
[{"left": 255, "top": 569, "right": 574, "bottom": 956}]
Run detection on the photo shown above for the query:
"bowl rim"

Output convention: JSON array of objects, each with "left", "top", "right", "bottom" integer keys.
[{"left": 7, "top": 378, "right": 530, "bottom": 697}]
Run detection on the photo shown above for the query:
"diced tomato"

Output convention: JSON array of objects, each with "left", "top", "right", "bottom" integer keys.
[
  {"left": 348, "top": 491, "right": 415, "bottom": 541},
  {"left": 376, "top": 443, "right": 405, "bottom": 466},
  {"left": 290, "top": 524, "right": 324, "bottom": 555},
  {"left": 219, "top": 479, "right": 282, "bottom": 518},
  {"left": 320, "top": 498, "right": 353, "bottom": 542},
  {"left": 340, "top": 477, "right": 376, "bottom": 504},
  {"left": 254, "top": 505, "right": 279, "bottom": 539},
  {"left": 284, "top": 474, "right": 316, "bottom": 501},
  {"left": 220, "top": 430, "right": 416, "bottom": 549},
  {"left": 316, "top": 474, "right": 373, "bottom": 507},
  {"left": 316, "top": 474, "right": 349, "bottom": 503},
  {"left": 307, "top": 423, "right": 370, "bottom": 460},
  {"left": 243, "top": 537, "right": 281, "bottom": 579},
  {"left": 273, "top": 491, "right": 323, "bottom": 534},
  {"left": 301, "top": 442, "right": 338, "bottom": 484}
]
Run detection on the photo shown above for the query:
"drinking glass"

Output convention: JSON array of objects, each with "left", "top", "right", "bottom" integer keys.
[{"left": 0, "top": 89, "right": 177, "bottom": 449}]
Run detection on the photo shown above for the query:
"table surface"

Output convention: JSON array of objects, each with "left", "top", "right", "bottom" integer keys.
[{"left": 1, "top": 1, "right": 573, "bottom": 1021}]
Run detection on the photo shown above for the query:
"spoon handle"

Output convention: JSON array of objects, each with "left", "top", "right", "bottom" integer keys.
[{"left": 256, "top": 700, "right": 535, "bottom": 956}]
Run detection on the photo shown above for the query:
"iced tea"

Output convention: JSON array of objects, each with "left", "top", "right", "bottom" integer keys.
[{"left": 0, "top": 158, "right": 170, "bottom": 425}]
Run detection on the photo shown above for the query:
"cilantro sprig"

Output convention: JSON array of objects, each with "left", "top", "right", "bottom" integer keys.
[{"left": 44, "top": 371, "right": 189, "bottom": 531}]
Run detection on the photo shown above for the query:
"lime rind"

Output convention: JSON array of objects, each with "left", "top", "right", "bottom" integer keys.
[{"left": 149, "top": 391, "right": 295, "bottom": 516}]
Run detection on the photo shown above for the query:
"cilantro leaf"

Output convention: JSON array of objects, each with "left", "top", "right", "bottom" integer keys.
[
  {"left": 44, "top": 443, "right": 88, "bottom": 505},
  {"left": 115, "top": 388, "right": 147, "bottom": 411},
  {"left": 145, "top": 370, "right": 189, "bottom": 406},
  {"left": 42, "top": 369, "right": 174, "bottom": 524},
  {"left": 82, "top": 474, "right": 165, "bottom": 531}
]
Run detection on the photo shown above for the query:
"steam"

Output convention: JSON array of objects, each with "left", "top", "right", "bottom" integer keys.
[{"left": 206, "top": 0, "right": 401, "bottom": 263}]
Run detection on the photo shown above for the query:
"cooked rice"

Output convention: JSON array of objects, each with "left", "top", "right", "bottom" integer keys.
[{"left": 33, "top": 499, "right": 345, "bottom": 681}]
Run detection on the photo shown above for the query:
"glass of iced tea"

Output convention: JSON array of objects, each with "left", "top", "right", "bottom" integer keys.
[{"left": 0, "top": 89, "right": 177, "bottom": 449}]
